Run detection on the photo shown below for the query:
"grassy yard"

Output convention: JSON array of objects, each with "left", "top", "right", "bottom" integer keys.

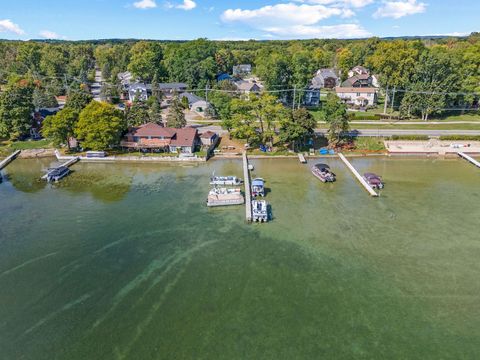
[
  {"left": 316, "top": 123, "right": 480, "bottom": 130},
  {"left": 0, "top": 139, "right": 53, "bottom": 156}
]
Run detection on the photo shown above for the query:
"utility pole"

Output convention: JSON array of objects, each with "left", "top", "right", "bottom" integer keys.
[
  {"left": 391, "top": 86, "right": 396, "bottom": 113},
  {"left": 205, "top": 83, "right": 209, "bottom": 102},
  {"left": 292, "top": 85, "right": 296, "bottom": 110},
  {"left": 383, "top": 84, "right": 389, "bottom": 115}
]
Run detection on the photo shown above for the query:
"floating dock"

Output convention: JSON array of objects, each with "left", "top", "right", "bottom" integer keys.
[
  {"left": 338, "top": 153, "right": 378, "bottom": 197},
  {"left": 298, "top": 153, "right": 307, "bottom": 164},
  {"left": 458, "top": 152, "right": 480, "bottom": 168},
  {"left": 243, "top": 152, "right": 252, "bottom": 222},
  {"left": 0, "top": 150, "right": 21, "bottom": 170}
]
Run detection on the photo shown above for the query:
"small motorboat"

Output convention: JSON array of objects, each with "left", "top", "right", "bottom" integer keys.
[
  {"left": 311, "top": 164, "right": 336, "bottom": 183},
  {"left": 210, "top": 175, "right": 243, "bottom": 186},
  {"left": 252, "top": 200, "right": 268, "bottom": 223},
  {"left": 251, "top": 178, "right": 265, "bottom": 197},
  {"left": 363, "top": 173, "right": 384, "bottom": 189},
  {"left": 43, "top": 166, "right": 71, "bottom": 182}
]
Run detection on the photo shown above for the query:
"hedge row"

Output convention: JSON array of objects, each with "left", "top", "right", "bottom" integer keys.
[
  {"left": 439, "top": 135, "right": 480, "bottom": 141},
  {"left": 388, "top": 135, "right": 430, "bottom": 141}
]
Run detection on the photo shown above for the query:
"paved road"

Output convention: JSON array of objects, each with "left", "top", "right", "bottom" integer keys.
[{"left": 195, "top": 125, "right": 480, "bottom": 137}]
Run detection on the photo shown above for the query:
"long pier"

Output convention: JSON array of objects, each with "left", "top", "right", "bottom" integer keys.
[
  {"left": 243, "top": 152, "right": 252, "bottom": 222},
  {"left": 458, "top": 152, "right": 480, "bottom": 168},
  {"left": 338, "top": 153, "right": 378, "bottom": 197},
  {"left": 0, "top": 150, "right": 21, "bottom": 170}
]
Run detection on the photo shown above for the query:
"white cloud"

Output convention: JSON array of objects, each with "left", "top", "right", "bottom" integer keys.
[
  {"left": 265, "top": 24, "right": 371, "bottom": 39},
  {"left": 221, "top": 2, "right": 370, "bottom": 39},
  {"left": 133, "top": 0, "right": 157, "bottom": 9},
  {"left": 222, "top": 3, "right": 353, "bottom": 27},
  {"left": 0, "top": 19, "right": 25, "bottom": 35},
  {"left": 296, "top": 0, "right": 374, "bottom": 8},
  {"left": 176, "top": 0, "right": 196, "bottom": 10},
  {"left": 373, "top": 0, "right": 426, "bottom": 19},
  {"left": 39, "top": 30, "right": 63, "bottom": 39}
]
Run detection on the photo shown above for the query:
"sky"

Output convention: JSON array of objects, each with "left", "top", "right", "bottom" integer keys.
[{"left": 0, "top": 0, "right": 478, "bottom": 41}]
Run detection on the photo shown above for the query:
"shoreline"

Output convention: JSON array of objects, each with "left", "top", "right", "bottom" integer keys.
[{"left": 3, "top": 149, "right": 478, "bottom": 163}]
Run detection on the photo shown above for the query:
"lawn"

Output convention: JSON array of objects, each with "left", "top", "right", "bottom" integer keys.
[
  {"left": 0, "top": 139, "right": 53, "bottom": 156},
  {"left": 316, "top": 123, "right": 480, "bottom": 130}
]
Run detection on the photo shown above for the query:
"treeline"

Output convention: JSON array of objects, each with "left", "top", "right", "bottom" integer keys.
[{"left": 1, "top": 34, "right": 480, "bottom": 140}]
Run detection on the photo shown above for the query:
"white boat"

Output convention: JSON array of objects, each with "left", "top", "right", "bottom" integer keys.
[
  {"left": 210, "top": 175, "right": 243, "bottom": 186},
  {"left": 251, "top": 178, "right": 265, "bottom": 197},
  {"left": 42, "top": 166, "right": 71, "bottom": 182},
  {"left": 252, "top": 200, "right": 268, "bottom": 223},
  {"left": 207, "top": 187, "right": 244, "bottom": 207}
]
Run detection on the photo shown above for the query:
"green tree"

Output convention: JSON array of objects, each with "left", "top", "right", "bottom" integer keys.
[
  {"left": 42, "top": 108, "right": 78, "bottom": 148},
  {"left": 148, "top": 97, "right": 163, "bottom": 124},
  {"left": 0, "top": 81, "right": 34, "bottom": 139},
  {"left": 400, "top": 47, "right": 459, "bottom": 121},
  {"left": 126, "top": 100, "right": 150, "bottom": 126},
  {"left": 75, "top": 102, "right": 125, "bottom": 150},
  {"left": 166, "top": 96, "right": 186, "bottom": 128},
  {"left": 32, "top": 86, "right": 58, "bottom": 109},
  {"left": 323, "top": 93, "right": 349, "bottom": 144},
  {"left": 279, "top": 108, "right": 317, "bottom": 151},
  {"left": 65, "top": 90, "right": 93, "bottom": 112},
  {"left": 128, "top": 41, "right": 165, "bottom": 82}
]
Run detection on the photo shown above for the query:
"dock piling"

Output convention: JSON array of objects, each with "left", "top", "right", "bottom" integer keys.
[
  {"left": 0, "top": 150, "right": 21, "bottom": 170},
  {"left": 243, "top": 152, "right": 252, "bottom": 222},
  {"left": 338, "top": 153, "right": 378, "bottom": 197},
  {"left": 458, "top": 152, "right": 480, "bottom": 168}
]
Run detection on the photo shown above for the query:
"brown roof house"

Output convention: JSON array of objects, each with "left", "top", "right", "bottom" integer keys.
[{"left": 121, "top": 122, "right": 200, "bottom": 154}]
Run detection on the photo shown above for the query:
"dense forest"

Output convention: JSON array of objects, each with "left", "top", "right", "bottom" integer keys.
[{"left": 0, "top": 34, "right": 479, "bottom": 145}]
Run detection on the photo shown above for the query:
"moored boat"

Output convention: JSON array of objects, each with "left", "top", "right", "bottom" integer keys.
[
  {"left": 311, "top": 164, "right": 336, "bottom": 183},
  {"left": 207, "top": 187, "right": 244, "bottom": 207},
  {"left": 43, "top": 166, "right": 71, "bottom": 182},
  {"left": 251, "top": 178, "right": 265, "bottom": 197},
  {"left": 252, "top": 200, "right": 268, "bottom": 223},
  {"left": 210, "top": 175, "right": 243, "bottom": 186},
  {"left": 363, "top": 173, "right": 384, "bottom": 189}
]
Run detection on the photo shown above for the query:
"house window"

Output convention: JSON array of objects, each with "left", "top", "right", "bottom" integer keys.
[{"left": 356, "top": 93, "right": 361, "bottom": 97}]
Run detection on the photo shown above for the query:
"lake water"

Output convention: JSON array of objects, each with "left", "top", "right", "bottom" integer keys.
[{"left": 1, "top": 157, "right": 479, "bottom": 359}]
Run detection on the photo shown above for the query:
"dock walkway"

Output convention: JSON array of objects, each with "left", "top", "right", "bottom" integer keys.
[
  {"left": 0, "top": 150, "right": 21, "bottom": 170},
  {"left": 298, "top": 153, "right": 307, "bottom": 164},
  {"left": 338, "top": 153, "right": 378, "bottom": 197},
  {"left": 458, "top": 152, "right": 480, "bottom": 168},
  {"left": 243, "top": 152, "right": 252, "bottom": 222}
]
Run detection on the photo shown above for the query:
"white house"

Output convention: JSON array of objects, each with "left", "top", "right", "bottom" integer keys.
[
  {"left": 335, "top": 87, "right": 378, "bottom": 107},
  {"left": 128, "top": 83, "right": 149, "bottom": 102}
]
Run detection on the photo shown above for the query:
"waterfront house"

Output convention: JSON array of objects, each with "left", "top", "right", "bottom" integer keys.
[
  {"left": 335, "top": 87, "right": 378, "bottom": 107},
  {"left": 200, "top": 131, "right": 219, "bottom": 148},
  {"left": 311, "top": 69, "right": 339, "bottom": 89},
  {"left": 121, "top": 122, "right": 200, "bottom": 154}
]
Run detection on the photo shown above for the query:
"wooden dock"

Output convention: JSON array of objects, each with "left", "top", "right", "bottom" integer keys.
[
  {"left": 243, "top": 152, "right": 252, "bottom": 222},
  {"left": 458, "top": 152, "right": 480, "bottom": 168},
  {"left": 338, "top": 153, "right": 378, "bottom": 197},
  {"left": 0, "top": 150, "right": 21, "bottom": 170},
  {"left": 60, "top": 157, "right": 80, "bottom": 168},
  {"left": 298, "top": 153, "right": 307, "bottom": 164}
]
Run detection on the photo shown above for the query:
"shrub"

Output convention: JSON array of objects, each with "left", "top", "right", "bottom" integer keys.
[
  {"left": 439, "top": 135, "right": 480, "bottom": 141},
  {"left": 389, "top": 135, "right": 430, "bottom": 141}
]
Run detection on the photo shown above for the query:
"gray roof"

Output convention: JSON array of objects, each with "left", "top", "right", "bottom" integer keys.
[
  {"left": 179, "top": 92, "right": 204, "bottom": 104},
  {"left": 158, "top": 82, "right": 188, "bottom": 90}
]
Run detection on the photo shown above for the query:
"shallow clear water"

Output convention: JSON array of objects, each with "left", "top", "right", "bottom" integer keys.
[{"left": 0, "top": 157, "right": 479, "bottom": 359}]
